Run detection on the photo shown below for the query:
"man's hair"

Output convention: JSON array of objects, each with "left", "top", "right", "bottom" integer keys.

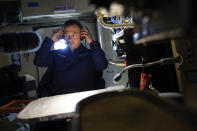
[{"left": 63, "top": 19, "right": 83, "bottom": 30}]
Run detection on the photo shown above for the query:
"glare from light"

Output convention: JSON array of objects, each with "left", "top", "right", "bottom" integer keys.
[
  {"left": 54, "top": 39, "right": 67, "bottom": 50},
  {"left": 109, "top": 2, "right": 124, "bottom": 16},
  {"left": 133, "top": 32, "right": 140, "bottom": 42},
  {"left": 112, "top": 29, "right": 124, "bottom": 41},
  {"left": 119, "top": 39, "right": 125, "bottom": 43},
  {"left": 113, "top": 44, "right": 117, "bottom": 50}
]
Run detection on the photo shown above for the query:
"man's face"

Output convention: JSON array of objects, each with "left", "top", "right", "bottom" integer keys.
[{"left": 64, "top": 25, "right": 81, "bottom": 50}]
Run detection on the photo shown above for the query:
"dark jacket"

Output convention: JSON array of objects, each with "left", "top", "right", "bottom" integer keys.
[{"left": 34, "top": 37, "right": 108, "bottom": 96}]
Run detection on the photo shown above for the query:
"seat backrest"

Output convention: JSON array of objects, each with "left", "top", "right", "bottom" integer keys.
[{"left": 71, "top": 90, "right": 197, "bottom": 131}]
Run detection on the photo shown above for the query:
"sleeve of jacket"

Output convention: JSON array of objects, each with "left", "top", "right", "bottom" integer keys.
[
  {"left": 34, "top": 37, "right": 54, "bottom": 67},
  {"left": 89, "top": 41, "right": 108, "bottom": 71}
]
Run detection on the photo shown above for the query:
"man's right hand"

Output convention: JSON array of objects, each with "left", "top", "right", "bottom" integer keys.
[{"left": 51, "top": 28, "right": 64, "bottom": 42}]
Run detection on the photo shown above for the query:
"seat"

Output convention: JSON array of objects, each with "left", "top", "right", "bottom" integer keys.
[{"left": 71, "top": 89, "right": 197, "bottom": 131}]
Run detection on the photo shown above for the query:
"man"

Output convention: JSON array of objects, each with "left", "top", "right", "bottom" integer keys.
[{"left": 34, "top": 19, "right": 108, "bottom": 97}]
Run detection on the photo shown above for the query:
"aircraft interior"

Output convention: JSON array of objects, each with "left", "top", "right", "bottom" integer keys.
[{"left": 0, "top": 0, "right": 197, "bottom": 131}]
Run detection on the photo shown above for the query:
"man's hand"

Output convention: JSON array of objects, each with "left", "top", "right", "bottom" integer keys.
[
  {"left": 51, "top": 28, "right": 64, "bottom": 42},
  {"left": 80, "top": 27, "right": 93, "bottom": 44}
]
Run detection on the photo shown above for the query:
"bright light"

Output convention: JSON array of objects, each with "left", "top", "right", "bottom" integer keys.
[
  {"left": 54, "top": 39, "right": 67, "bottom": 50},
  {"left": 133, "top": 32, "right": 140, "bottom": 42}
]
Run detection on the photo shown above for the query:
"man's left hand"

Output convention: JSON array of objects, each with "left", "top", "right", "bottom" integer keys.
[{"left": 80, "top": 27, "right": 93, "bottom": 44}]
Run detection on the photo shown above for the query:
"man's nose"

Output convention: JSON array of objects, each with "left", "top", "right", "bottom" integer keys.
[{"left": 67, "top": 36, "right": 71, "bottom": 40}]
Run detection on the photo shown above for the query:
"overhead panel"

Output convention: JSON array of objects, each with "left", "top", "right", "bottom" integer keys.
[{"left": 21, "top": 0, "right": 91, "bottom": 17}]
